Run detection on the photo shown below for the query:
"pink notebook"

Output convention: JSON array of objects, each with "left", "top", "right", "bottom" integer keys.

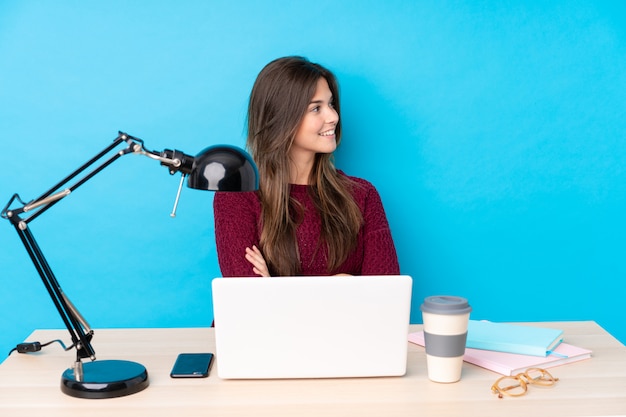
[{"left": 409, "top": 331, "right": 592, "bottom": 376}]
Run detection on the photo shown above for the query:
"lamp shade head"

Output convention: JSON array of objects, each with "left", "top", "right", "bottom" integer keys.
[{"left": 187, "top": 145, "right": 259, "bottom": 191}]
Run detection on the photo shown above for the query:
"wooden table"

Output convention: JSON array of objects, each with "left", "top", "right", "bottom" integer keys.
[{"left": 0, "top": 321, "right": 624, "bottom": 416}]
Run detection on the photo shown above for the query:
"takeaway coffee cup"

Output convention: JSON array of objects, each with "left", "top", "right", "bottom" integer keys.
[{"left": 420, "top": 296, "right": 472, "bottom": 383}]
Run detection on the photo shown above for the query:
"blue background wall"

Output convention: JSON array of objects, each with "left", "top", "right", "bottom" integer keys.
[{"left": 1, "top": 1, "right": 625, "bottom": 359}]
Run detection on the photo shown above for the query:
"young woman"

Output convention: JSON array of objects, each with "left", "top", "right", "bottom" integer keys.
[{"left": 213, "top": 56, "right": 400, "bottom": 277}]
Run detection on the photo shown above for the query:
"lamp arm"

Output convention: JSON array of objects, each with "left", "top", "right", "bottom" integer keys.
[
  {"left": 1, "top": 131, "right": 187, "bottom": 364},
  {"left": 3, "top": 133, "right": 133, "bottom": 224},
  {"left": 23, "top": 189, "right": 72, "bottom": 212},
  {"left": 13, "top": 222, "right": 96, "bottom": 361},
  {"left": 2, "top": 132, "right": 145, "bottom": 362}
]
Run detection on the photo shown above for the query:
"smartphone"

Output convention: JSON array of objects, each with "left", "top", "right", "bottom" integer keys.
[{"left": 170, "top": 353, "right": 214, "bottom": 378}]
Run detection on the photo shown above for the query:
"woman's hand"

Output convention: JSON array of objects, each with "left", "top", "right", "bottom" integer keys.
[{"left": 245, "top": 245, "right": 270, "bottom": 277}]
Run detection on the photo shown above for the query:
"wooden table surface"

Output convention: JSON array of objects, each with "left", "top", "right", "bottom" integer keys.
[{"left": 0, "top": 321, "right": 624, "bottom": 417}]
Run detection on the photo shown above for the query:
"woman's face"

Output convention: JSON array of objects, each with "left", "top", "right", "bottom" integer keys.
[{"left": 290, "top": 77, "right": 339, "bottom": 162}]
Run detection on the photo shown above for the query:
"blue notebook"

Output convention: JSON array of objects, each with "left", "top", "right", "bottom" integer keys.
[{"left": 466, "top": 321, "right": 564, "bottom": 357}]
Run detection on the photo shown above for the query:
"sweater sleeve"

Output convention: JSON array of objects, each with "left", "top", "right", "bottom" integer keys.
[
  {"left": 359, "top": 183, "right": 401, "bottom": 275},
  {"left": 213, "top": 191, "right": 261, "bottom": 277}
]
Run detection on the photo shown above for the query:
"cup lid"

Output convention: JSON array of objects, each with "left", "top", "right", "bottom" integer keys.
[{"left": 420, "top": 295, "right": 472, "bottom": 315}]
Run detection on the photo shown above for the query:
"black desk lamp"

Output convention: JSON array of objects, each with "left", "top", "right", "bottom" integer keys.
[{"left": 1, "top": 132, "right": 258, "bottom": 399}]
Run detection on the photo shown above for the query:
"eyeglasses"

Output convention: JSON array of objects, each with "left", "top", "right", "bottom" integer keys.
[{"left": 491, "top": 368, "right": 559, "bottom": 399}]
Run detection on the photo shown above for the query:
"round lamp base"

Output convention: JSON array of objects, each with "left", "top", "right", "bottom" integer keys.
[{"left": 61, "top": 359, "right": 149, "bottom": 399}]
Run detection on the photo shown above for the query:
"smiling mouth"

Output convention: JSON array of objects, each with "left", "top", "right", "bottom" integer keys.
[{"left": 319, "top": 129, "right": 335, "bottom": 137}]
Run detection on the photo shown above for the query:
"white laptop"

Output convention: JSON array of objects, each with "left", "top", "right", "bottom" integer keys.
[{"left": 211, "top": 275, "right": 413, "bottom": 379}]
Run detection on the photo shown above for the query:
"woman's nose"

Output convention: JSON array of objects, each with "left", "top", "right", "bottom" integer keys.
[{"left": 326, "top": 106, "right": 339, "bottom": 124}]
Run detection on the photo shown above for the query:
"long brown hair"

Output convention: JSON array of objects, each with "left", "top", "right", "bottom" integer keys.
[{"left": 247, "top": 56, "right": 363, "bottom": 275}]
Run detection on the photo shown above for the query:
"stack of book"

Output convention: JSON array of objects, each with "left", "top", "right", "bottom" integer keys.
[{"left": 408, "top": 320, "right": 592, "bottom": 376}]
